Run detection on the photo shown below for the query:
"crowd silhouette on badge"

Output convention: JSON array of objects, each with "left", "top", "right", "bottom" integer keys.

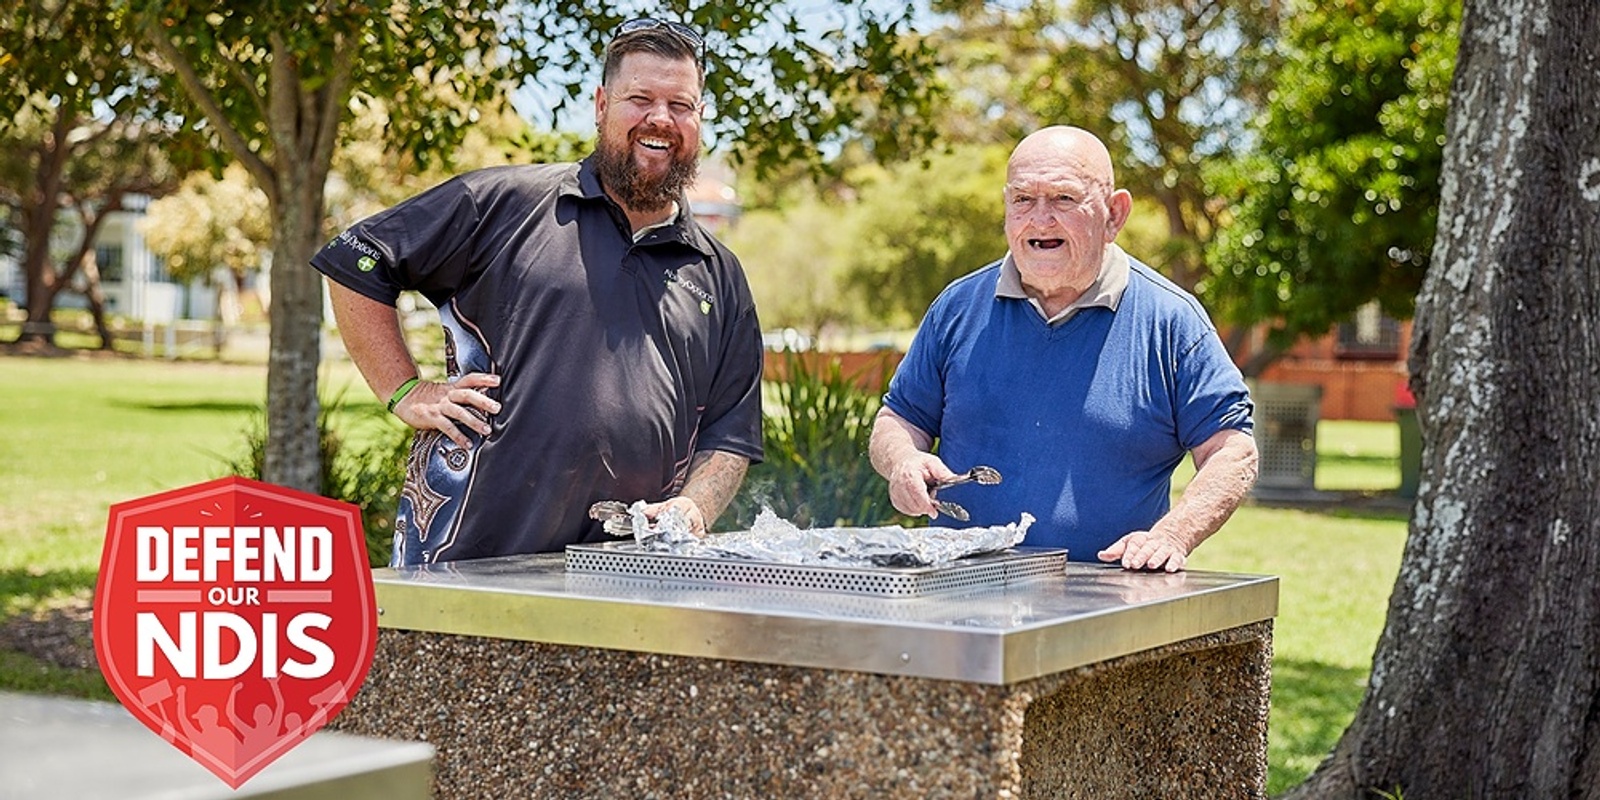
[{"left": 136, "top": 677, "right": 349, "bottom": 752}]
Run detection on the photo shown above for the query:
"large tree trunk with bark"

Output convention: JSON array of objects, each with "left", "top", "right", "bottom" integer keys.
[
  {"left": 249, "top": 29, "right": 348, "bottom": 494},
  {"left": 137, "top": 17, "right": 333, "bottom": 492},
  {"left": 1286, "top": 1, "right": 1600, "bottom": 798},
  {"left": 260, "top": 163, "right": 326, "bottom": 494}
]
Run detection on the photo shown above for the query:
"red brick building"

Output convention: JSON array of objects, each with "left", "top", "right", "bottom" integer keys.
[{"left": 1240, "top": 304, "right": 1413, "bottom": 422}]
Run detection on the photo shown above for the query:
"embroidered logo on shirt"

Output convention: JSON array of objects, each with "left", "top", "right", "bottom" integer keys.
[
  {"left": 336, "top": 231, "right": 383, "bottom": 272},
  {"left": 664, "top": 269, "right": 714, "bottom": 315}
]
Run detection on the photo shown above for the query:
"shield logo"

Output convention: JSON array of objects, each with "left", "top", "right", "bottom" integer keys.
[{"left": 93, "top": 476, "right": 377, "bottom": 788}]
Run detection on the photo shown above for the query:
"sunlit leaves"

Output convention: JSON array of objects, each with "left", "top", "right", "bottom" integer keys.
[
  {"left": 0, "top": 1, "right": 159, "bottom": 126},
  {"left": 933, "top": 0, "right": 1285, "bottom": 289},
  {"left": 1200, "top": 0, "right": 1459, "bottom": 350},
  {"left": 140, "top": 163, "right": 270, "bottom": 285},
  {"left": 131, "top": 2, "right": 942, "bottom": 183},
  {"left": 0, "top": 1, "right": 184, "bottom": 321},
  {"left": 729, "top": 143, "right": 1009, "bottom": 332},
  {"left": 510, "top": 2, "right": 945, "bottom": 177}
]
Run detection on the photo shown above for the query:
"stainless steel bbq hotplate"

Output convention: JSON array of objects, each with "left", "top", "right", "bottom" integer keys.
[{"left": 565, "top": 542, "right": 1068, "bottom": 598}]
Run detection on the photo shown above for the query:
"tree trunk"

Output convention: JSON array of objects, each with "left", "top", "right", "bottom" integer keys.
[
  {"left": 80, "top": 245, "right": 114, "bottom": 351},
  {"left": 135, "top": 13, "right": 350, "bottom": 493},
  {"left": 260, "top": 177, "right": 324, "bottom": 493},
  {"left": 1153, "top": 185, "right": 1197, "bottom": 291},
  {"left": 207, "top": 268, "right": 249, "bottom": 355},
  {"left": 17, "top": 116, "right": 72, "bottom": 346},
  {"left": 1285, "top": 1, "right": 1600, "bottom": 798},
  {"left": 67, "top": 203, "right": 117, "bottom": 351},
  {"left": 20, "top": 259, "right": 59, "bottom": 344}
]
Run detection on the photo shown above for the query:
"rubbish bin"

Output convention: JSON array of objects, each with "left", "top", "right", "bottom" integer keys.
[{"left": 1249, "top": 381, "right": 1322, "bottom": 494}]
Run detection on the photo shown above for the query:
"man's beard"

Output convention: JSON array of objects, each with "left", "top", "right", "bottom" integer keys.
[{"left": 594, "top": 126, "right": 699, "bottom": 214}]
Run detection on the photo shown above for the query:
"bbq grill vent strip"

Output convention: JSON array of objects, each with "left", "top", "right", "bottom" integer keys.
[{"left": 564, "top": 545, "right": 1068, "bottom": 599}]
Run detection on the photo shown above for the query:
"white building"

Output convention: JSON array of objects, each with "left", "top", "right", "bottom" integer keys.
[{"left": 1, "top": 195, "right": 216, "bottom": 323}]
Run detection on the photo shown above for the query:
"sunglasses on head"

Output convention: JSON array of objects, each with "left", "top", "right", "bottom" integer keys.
[{"left": 613, "top": 17, "right": 705, "bottom": 58}]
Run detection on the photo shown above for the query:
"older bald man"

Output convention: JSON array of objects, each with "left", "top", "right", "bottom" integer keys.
[{"left": 869, "top": 126, "right": 1258, "bottom": 572}]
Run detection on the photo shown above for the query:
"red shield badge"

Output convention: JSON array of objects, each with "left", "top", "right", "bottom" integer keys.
[{"left": 93, "top": 476, "right": 377, "bottom": 788}]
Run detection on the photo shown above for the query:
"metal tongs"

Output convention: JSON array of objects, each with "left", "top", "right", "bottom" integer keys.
[
  {"left": 587, "top": 500, "right": 634, "bottom": 538},
  {"left": 927, "top": 465, "right": 1002, "bottom": 522},
  {"left": 588, "top": 500, "right": 699, "bottom": 547}
]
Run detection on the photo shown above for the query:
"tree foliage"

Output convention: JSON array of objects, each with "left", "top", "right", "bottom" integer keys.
[
  {"left": 932, "top": 0, "right": 1285, "bottom": 289},
  {"left": 123, "top": 0, "right": 945, "bottom": 491},
  {"left": 140, "top": 105, "right": 580, "bottom": 293},
  {"left": 838, "top": 144, "right": 1009, "bottom": 328},
  {"left": 521, "top": 2, "right": 946, "bottom": 174},
  {"left": 735, "top": 143, "right": 1179, "bottom": 338},
  {"left": 328, "top": 103, "right": 590, "bottom": 227},
  {"left": 0, "top": 0, "right": 183, "bottom": 344},
  {"left": 910, "top": 6, "right": 1049, "bottom": 148},
  {"left": 1201, "top": 0, "right": 1459, "bottom": 356},
  {"left": 140, "top": 163, "right": 270, "bottom": 287},
  {"left": 725, "top": 197, "right": 864, "bottom": 333},
  {"left": 728, "top": 143, "right": 1009, "bottom": 335}
]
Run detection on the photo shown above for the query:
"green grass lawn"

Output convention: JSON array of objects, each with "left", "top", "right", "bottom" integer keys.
[
  {"left": 2, "top": 358, "right": 265, "bottom": 577},
  {"left": 0, "top": 355, "right": 385, "bottom": 580},
  {"left": 1177, "top": 417, "right": 1407, "bottom": 792},
  {"left": 1317, "top": 419, "right": 1403, "bottom": 492},
  {"left": 0, "top": 353, "right": 385, "bottom": 694},
  {"left": 1193, "top": 505, "right": 1405, "bottom": 792},
  {"left": 0, "top": 352, "right": 1409, "bottom": 796}
]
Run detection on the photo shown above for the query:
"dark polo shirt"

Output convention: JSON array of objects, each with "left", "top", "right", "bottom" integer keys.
[{"left": 311, "top": 157, "right": 764, "bottom": 565}]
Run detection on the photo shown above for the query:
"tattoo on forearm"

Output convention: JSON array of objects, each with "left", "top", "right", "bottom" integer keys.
[{"left": 681, "top": 451, "right": 749, "bottom": 526}]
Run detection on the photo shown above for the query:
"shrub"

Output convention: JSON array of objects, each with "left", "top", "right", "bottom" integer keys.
[
  {"left": 219, "top": 392, "right": 411, "bottom": 567},
  {"left": 725, "top": 350, "right": 912, "bottom": 531}
]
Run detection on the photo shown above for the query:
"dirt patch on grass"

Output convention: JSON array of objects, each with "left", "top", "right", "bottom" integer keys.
[
  {"left": 0, "top": 598, "right": 97, "bottom": 671},
  {"left": 0, "top": 339, "right": 131, "bottom": 359}
]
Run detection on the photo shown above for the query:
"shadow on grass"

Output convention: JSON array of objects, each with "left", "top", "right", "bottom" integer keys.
[
  {"left": 1249, "top": 493, "right": 1412, "bottom": 523},
  {"left": 0, "top": 567, "right": 97, "bottom": 613},
  {"left": 1268, "top": 657, "right": 1369, "bottom": 796},
  {"left": 111, "top": 399, "right": 264, "bottom": 414},
  {"left": 1315, "top": 503, "right": 1412, "bottom": 523},
  {"left": 1320, "top": 453, "right": 1400, "bottom": 468},
  {"left": 0, "top": 567, "right": 110, "bottom": 702}
]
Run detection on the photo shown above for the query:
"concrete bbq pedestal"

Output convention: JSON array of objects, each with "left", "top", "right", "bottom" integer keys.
[{"left": 333, "top": 554, "right": 1278, "bottom": 799}]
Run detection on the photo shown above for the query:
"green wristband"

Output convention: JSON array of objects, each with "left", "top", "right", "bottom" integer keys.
[{"left": 387, "top": 377, "right": 421, "bottom": 413}]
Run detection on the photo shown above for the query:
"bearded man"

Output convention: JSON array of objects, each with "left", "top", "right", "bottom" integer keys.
[{"left": 313, "top": 19, "right": 763, "bottom": 566}]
